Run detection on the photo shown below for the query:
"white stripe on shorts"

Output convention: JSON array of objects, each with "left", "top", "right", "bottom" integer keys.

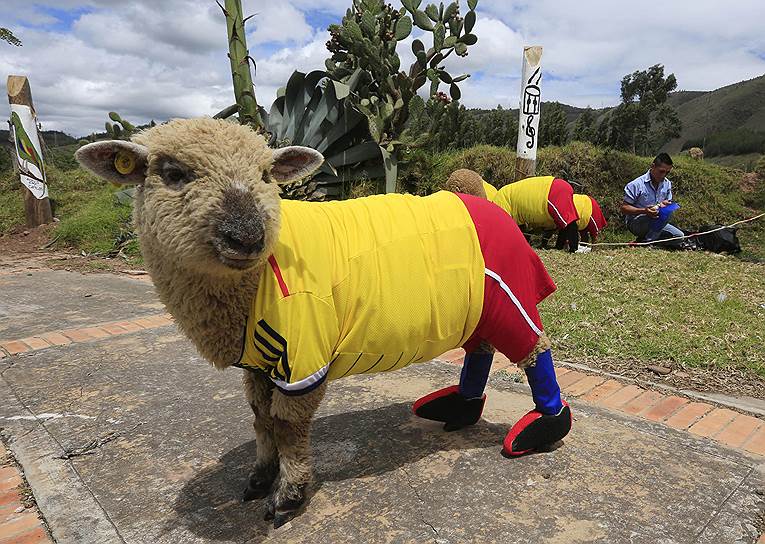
[{"left": 484, "top": 268, "right": 543, "bottom": 337}]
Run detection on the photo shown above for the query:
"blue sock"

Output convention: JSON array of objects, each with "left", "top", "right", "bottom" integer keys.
[
  {"left": 524, "top": 350, "right": 564, "bottom": 415},
  {"left": 458, "top": 351, "right": 494, "bottom": 399}
]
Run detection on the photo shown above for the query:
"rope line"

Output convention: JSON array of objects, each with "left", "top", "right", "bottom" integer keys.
[{"left": 580, "top": 212, "right": 765, "bottom": 248}]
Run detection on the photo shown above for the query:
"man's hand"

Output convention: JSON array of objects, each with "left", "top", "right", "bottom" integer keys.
[
  {"left": 660, "top": 199, "right": 672, "bottom": 207},
  {"left": 645, "top": 206, "right": 659, "bottom": 218}
]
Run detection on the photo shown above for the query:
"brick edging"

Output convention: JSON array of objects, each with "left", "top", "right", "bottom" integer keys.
[
  {"left": 0, "top": 313, "right": 174, "bottom": 359},
  {"left": 437, "top": 349, "right": 765, "bottom": 458},
  {"left": 0, "top": 441, "right": 53, "bottom": 543}
]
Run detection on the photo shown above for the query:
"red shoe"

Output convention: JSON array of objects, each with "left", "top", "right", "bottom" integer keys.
[
  {"left": 502, "top": 400, "right": 572, "bottom": 457},
  {"left": 413, "top": 385, "right": 486, "bottom": 432}
]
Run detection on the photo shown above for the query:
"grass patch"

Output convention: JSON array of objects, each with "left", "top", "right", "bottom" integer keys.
[
  {"left": 0, "top": 163, "right": 136, "bottom": 256},
  {"left": 0, "top": 177, "right": 25, "bottom": 232},
  {"left": 54, "top": 188, "right": 133, "bottom": 254},
  {"left": 539, "top": 249, "right": 765, "bottom": 379}
]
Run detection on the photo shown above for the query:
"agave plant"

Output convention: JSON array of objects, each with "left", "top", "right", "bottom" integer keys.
[
  {"left": 261, "top": 69, "right": 383, "bottom": 200},
  {"left": 213, "top": 69, "right": 384, "bottom": 200}
]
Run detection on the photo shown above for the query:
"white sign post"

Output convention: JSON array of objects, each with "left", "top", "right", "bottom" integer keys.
[
  {"left": 514, "top": 46, "right": 543, "bottom": 181},
  {"left": 10, "top": 104, "right": 48, "bottom": 199},
  {"left": 7, "top": 75, "right": 52, "bottom": 226}
]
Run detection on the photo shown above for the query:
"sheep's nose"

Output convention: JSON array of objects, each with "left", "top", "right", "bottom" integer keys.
[
  {"left": 218, "top": 185, "right": 266, "bottom": 256},
  {"left": 219, "top": 225, "right": 264, "bottom": 255}
]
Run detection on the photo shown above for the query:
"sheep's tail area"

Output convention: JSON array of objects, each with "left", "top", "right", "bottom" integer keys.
[{"left": 444, "top": 169, "right": 488, "bottom": 199}]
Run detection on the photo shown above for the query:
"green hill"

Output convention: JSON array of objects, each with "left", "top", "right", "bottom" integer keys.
[
  {"left": 465, "top": 75, "right": 765, "bottom": 160},
  {"left": 0, "top": 129, "right": 78, "bottom": 149},
  {"left": 664, "top": 75, "right": 765, "bottom": 153}
]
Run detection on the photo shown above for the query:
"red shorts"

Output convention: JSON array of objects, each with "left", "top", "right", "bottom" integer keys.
[
  {"left": 585, "top": 196, "right": 607, "bottom": 240},
  {"left": 547, "top": 178, "right": 578, "bottom": 230},
  {"left": 457, "top": 194, "right": 557, "bottom": 363}
]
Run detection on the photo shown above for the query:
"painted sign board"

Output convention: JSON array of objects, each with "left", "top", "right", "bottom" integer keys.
[
  {"left": 515, "top": 46, "right": 543, "bottom": 161},
  {"left": 10, "top": 104, "right": 48, "bottom": 199}
]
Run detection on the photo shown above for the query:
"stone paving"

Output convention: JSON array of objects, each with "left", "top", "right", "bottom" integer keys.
[{"left": 1, "top": 269, "right": 763, "bottom": 543}]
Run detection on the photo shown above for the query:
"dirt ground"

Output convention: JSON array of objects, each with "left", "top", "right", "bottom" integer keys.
[{"left": 0, "top": 224, "right": 146, "bottom": 278}]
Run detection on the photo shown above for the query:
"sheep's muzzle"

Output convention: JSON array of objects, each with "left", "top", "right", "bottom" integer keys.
[{"left": 212, "top": 185, "right": 267, "bottom": 270}]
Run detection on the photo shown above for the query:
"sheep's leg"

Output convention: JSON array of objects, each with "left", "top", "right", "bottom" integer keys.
[
  {"left": 413, "top": 340, "right": 495, "bottom": 431},
  {"left": 265, "top": 382, "right": 327, "bottom": 528},
  {"left": 242, "top": 370, "right": 279, "bottom": 501}
]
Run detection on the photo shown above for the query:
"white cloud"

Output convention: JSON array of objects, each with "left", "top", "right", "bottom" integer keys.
[{"left": 0, "top": 0, "right": 763, "bottom": 136}]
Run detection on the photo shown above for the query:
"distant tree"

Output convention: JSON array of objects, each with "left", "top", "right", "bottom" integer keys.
[
  {"left": 404, "top": 95, "right": 476, "bottom": 152},
  {"left": 594, "top": 112, "right": 613, "bottom": 147},
  {"left": 539, "top": 101, "right": 569, "bottom": 146},
  {"left": 649, "top": 103, "right": 682, "bottom": 150},
  {"left": 455, "top": 106, "right": 482, "bottom": 148},
  {"left": 608, "top": 64, "right": 681, "bottom": 154},
  {"left": 0, "top": 28, "right": 22, "bottom": 46},
  {"left": 572, "top": 107, "right": 597, "bottom": 143},
  {"left": 477, "top": 105, "right": 517, "bottom": 147}
]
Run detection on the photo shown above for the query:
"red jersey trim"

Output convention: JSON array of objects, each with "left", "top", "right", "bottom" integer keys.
[{"left": 268, "top": 255, "right": 290, "bottom": 297}]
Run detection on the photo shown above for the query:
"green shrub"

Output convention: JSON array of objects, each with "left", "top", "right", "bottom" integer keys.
[
  {"left": 54, "top": 188, "right": 133, "bottom": 254},
  {"left": 756, "top": 156, "right": 765, "bottom": 178},
  {"left": 0, "top": 169, "right": 25, "bottom": 232},
  {"left": 0, "top": 148, "right": 13, "bottom": 173},
  {"left": 47, "top": 144, "right": 81, "bottom": 171}
]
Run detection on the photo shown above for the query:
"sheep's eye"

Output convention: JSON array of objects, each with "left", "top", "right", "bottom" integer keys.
[
  {"left": 262, "top": 170, "right": 272, "bottom": 183},
  {"left": 165, "top": 167, "right": 185, "bottom": 184},
  {"left": 159, "top": 160, "right": 192, "bottom": 188}
]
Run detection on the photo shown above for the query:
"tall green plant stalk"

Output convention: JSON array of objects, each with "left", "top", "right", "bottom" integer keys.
[{"left": 219, "top": 0, "right": 263, "bottom": 130}]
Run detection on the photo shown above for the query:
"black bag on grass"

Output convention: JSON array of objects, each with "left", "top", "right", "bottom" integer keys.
[{"left": 692, "top": 225, "right": 741, "bottom": 254}]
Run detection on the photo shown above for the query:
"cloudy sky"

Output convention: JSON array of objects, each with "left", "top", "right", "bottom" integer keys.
[{"left": 2, "top": 0, "right": 764, "bottom": 137}]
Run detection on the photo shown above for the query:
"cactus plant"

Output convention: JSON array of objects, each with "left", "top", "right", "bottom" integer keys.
[
  {"left": 0, "top": 28, "right": 22, "bottom": 46},
  {"left": 324, "top": 0, "right": 479, "bottom": 191},
  {"left": 104, "top": 112, "right": 137, "bottom": 141},
  {"left": 217, "top": 0, "right": 263, "bottom": 130}
]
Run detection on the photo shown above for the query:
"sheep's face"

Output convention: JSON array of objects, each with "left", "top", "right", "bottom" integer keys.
[{"left": 75, "top": 118, "right": 324, "bottom": 275}]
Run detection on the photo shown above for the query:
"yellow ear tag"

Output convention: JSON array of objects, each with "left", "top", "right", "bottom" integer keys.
[{"left": 114, "top": 151, "right": 136, "bottom": 175}]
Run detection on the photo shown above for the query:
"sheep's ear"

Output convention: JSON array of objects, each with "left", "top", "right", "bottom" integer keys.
[
  {"left": 75, "top": 141, "right": 148, "bottom": 185},
  {"left": 270, "top": 146, "right": 324, "bottom": 184}
]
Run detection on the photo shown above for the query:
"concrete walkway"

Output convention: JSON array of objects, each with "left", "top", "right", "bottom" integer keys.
[{"left": 0, "top": 270, "right": 763, "bottom": 543}]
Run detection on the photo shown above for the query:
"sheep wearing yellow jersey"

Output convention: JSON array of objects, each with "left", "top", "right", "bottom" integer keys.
[
  {"left": 76, "top": 118, "right": 570, "bottom": 529},
  {"left": 446, "top": 169, "right": 607, "bottom": 248}
]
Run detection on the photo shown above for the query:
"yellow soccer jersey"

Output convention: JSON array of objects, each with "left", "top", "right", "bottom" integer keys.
[
  {"left": 573, "top": 194, "right": 593, "bottom": 232},
  {"left": 482, "top": 181, "right": 498, "bottom": 201},
  {"left": 491, "top": 176, "right": 555, "bottom": 229},
  {"left": 237, "top": 191, "right": 485, "bottom": 395}
]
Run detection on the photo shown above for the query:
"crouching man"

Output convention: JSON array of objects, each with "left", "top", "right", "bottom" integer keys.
[
  {"left": 621, "top": 153, "right": 682, "bottom": 243},
  {"left": 413, "top": 194, "right": 571, "bottom": 456}
]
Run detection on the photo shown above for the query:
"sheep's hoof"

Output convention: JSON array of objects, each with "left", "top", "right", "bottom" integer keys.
[
  {"left": 243, "top": 482, "right": 271, "bottom": 502},
  {"left": 265, "top": 484, "right": 306, "bottom": 528},
  {"left": 263, "top": 500, "right": 276, "bottom": 521},
  {"left": 273, "top": 510, "right": 296, "bottom": 529}
]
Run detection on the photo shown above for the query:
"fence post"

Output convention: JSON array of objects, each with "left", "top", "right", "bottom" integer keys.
[
  {"left": 7, "top": 75, "right": 53, "bottom": 227},
  {"left": 514, "top": 46, "right": 543, "bottom": 181}
]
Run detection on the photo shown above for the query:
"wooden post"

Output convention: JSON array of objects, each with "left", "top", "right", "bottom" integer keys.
[
  {"left": 7, "top": 75, "right": 53, "bottom": 227},
  {"left": 514, "top": 46, "right": 543, "bottom": 181}
]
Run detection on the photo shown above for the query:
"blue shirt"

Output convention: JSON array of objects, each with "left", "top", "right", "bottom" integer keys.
[{"left": 623, "top": 171, "right": 673, "bottom": 224}]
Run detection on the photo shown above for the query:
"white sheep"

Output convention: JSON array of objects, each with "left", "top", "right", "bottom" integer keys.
[{"left": 76, "top": 118, "right": 571, "bottom": 528}]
